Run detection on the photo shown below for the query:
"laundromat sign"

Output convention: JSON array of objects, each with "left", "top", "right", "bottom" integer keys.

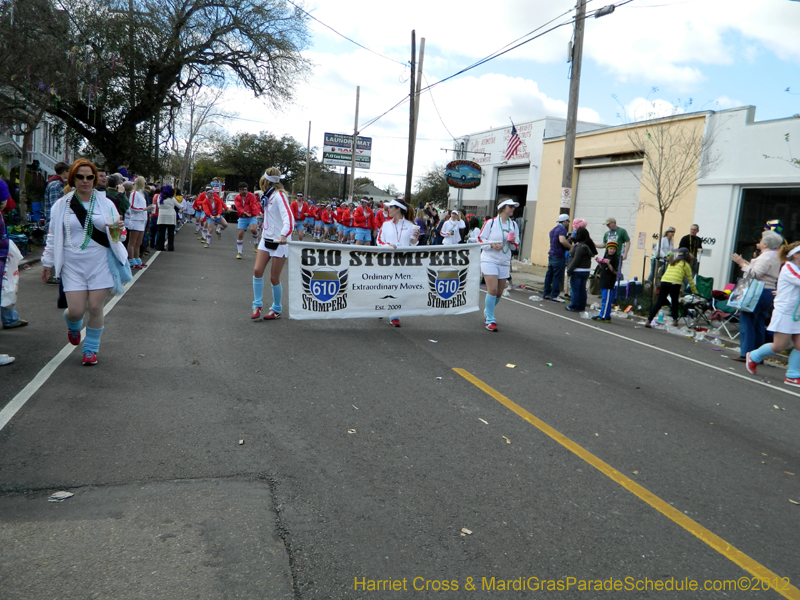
[{"left": 446, "top": 160, "right": 482, "bottom": 189}]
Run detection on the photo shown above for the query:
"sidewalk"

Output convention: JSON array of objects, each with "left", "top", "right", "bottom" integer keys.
[{"left": 508, "top": 262, "right": 789, "bottom": 368}]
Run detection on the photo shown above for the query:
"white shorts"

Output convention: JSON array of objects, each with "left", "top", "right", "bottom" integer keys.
[
  {"left": 127, "top": 219, "right": 147, "bottom": 232},
  {"left": 258, "top": 238, "right": 289, "bottom": 258},
  {"left": 481, "top": 261, "right": 510, "bottom": 280},
  {"left": 61, "top": 247, "right": 114, "bottom": 292},
  {"left": 767, "top": 310, "right": 800, "bottom": 335}
]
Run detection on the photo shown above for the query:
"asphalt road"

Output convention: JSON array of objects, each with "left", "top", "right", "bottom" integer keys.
[{"left": 1, "top": 228, "right": 798, "bottom": 600}]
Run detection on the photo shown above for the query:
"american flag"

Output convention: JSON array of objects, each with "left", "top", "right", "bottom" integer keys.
[{"left": 504, "top": 124, "right": 522, "bottom": 161}]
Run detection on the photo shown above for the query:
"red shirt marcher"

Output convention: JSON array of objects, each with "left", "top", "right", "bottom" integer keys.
[
  {"left": 202, "top": 192, "right": 224, "bottom": 217},
  {"left": 290, "top": 200, "right": 308, "bottom": 222},
  {"left": 373, "top": 209, "right": 389, "bottom": 230},
  {"left": 353, "top": 205, "right": 373, "bottom": 230},
  {"left": 336, "top": 206, "right": 346, "bottom": 224},
  {"left": 193, "top": 193, "right": 207, "bottom": 212},
  {"left": 235, "top": 192, "right": 261, "bottom": 217},
  {"left": 321, "top": 207, "right": 334, "bottom": 224}
]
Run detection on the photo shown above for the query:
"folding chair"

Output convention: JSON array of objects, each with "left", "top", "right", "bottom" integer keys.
[
  {"left": 680, "top": 275, "right": 713, "bottom": 328},
  {"left": 711, "top": 283, "right": 740, "bottom": 339}
]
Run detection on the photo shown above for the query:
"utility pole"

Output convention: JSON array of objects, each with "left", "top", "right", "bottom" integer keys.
[
  {"left": 560, "top": 0, "right": 586, "bottom": 217},
  {"left": 412, "top": 37, "right": 425, "bottom": 159},
  {"left": 347, "top": 86, "right": 360, "bottom": 203},
  {"left": 404, "top": 30, "right": 416, "bottom": 204},
  {"left": 304, "top": 121, "right": 311, "bottom": 199}
]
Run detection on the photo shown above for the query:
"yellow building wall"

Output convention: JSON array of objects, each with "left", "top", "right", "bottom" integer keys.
[{"left": 527, "top": 115, "right": 707, "bottom": 280}]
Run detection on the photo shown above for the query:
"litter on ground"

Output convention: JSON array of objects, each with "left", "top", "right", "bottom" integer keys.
[{"left": 48, "top": 491, "right": 74, "bottom": 503}]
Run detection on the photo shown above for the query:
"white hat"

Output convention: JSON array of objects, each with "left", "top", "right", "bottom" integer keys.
[
  {"left": 386, "top": 199, "right": 406, "bottom": 210},
  {"left": 498, "top": 199, "right": 519, "bottom": 210},
  {"left": 557, "top": 214, "right": 569, "bottom": 222}
]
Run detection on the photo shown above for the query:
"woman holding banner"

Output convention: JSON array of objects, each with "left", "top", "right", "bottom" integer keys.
[
  {"left": 251, "top": 167, "right": 294, "bottom": 321},
  {"left": 377, "top": 198, "right": 419, "bottom": 327},
  {"left": 478, "top": 199, "right": 520, "bottom": 332}
]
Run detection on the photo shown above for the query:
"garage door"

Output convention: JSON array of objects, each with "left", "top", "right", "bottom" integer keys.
[
  {"left": 497, "top": 166, "right": 529, "bottom": 186},
  {"left": 574, "top": 164, "right": 642, "bottom": 279}
]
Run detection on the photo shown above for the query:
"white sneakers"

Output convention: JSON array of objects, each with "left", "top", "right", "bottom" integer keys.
[{"left": 0, "top": 354, "right": 15, "bottom": 366}]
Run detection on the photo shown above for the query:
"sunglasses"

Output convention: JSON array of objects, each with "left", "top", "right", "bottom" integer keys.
[{"left": 74, "top": 174, "right": 95, "bottom": 181}]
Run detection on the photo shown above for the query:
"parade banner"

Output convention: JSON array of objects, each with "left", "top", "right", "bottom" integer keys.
[{"left": 288, "top": 242, "right": 482, "bottom": 320}]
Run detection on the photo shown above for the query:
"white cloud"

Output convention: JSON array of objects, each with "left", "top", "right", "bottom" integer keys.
[
  {"left": 216, "top": 50, "right": 600, "bottom": 193},
  {"left": 585, "top": 0, "right": 800, "bottom": 88}
]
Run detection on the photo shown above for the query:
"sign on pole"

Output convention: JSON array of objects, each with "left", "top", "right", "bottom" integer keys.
[
  {"left": 288, "top": 242, "right": 482, "bottom": 320},
  {"left": 323, "top": 132, "right": 372, "bottom": 169},
  {"left": 559, "top": 187, "right": 572, "bottom": 209}
]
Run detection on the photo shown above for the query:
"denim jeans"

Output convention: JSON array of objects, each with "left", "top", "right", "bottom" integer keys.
[
  {"left": 568, "top": 271, "right": 589, "bottom": 311},
  {"left": 738, "top": 287, "right": 774, "bottom": 358},
  {"left": 543, "top": 256, "right": 566, "bottom": 298}
]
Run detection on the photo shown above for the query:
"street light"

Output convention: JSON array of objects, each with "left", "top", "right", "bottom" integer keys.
[{"left": 189, "top": 162, "right": 195, "bottom": 195}]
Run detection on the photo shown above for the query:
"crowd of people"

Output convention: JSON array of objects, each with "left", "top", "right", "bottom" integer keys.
[{"left": 2, "top": 156, "right": 795, "bottom": 386}]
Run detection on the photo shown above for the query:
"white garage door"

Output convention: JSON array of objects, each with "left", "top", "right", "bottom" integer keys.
[
  {"left": 497, "top": 166, "right": 530, "bottom": 186},
  {"left": 574, "top": 164, "right": 642, "bottom": 279}
]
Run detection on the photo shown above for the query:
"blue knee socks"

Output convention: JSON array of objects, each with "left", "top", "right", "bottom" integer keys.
[
  {"left": 271, "top": 283, "right": 282, "bottom": 314},
  {"left": 484, "top": 295, "right": 497, "bottom": 324},
  {"left": 63, "top": 310, "right": 83, "bottom": 332},
  {"left": 83, "top": 326, "right": 103, "bottom": 354},
  {"left": 749, "top": 342, "right": 774, "bottom": 365},
  {"left": 788, "top": 349, "right": 800, "bottom": 379},
  {"left": 253, "top": 277, "right": 264, "bottom": 309}
]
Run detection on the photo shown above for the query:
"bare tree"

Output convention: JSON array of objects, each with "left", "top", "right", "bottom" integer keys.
[
  {"left": 764, "top": 130, "right": 800, "bottom": 170},
  {"left": 0, "top": 0, "right": 310, "bottom": 172},
  {"left": 626, "top": 112, "right": 720, "bottom": 298},
  {"left": 170, "top": 87, "right": 234, "bottom": 191}
]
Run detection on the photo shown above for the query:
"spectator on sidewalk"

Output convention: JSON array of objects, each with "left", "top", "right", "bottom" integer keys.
[
  {"left": 592, "top": 241, "right": 620, "bottom": 323},
  {"left": 566, "top": 227, "right": 594, "bottom": 313},
  {"left": 104, "top": 174, "right": 130, "bottom": 217},
  {"left": 648, "top": 226, "right": 675, "bottom": 281},
  {"left": 645, "top": 248, "right": 698, "bottom": 328},
  {"left": 44, "top": 162, "right": 70, "bottom": 227},
  {"left": 156, "top": 185, "right": 181, "bottom": 251},
  {"left": 600, "top": 217, "right": 631, "bottom": 261},
  {"left": 1, "top": 183, "right": 28, "bottom": 330},
  {"left": 730, "top": 230, "right": 782, "bottom": 362},
  {"left": 543, "top": 214, "right": 572, "bottom": 302},
  {"left": 679, "top": 224, "right": 703, "bottom": 276}
]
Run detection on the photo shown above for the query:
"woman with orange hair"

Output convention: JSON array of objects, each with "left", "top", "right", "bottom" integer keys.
[{"left": 41, "top": 159, "right": 130, "bottom": 365}]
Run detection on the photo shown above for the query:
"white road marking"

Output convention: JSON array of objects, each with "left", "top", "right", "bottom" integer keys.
[
  {"left": 0, "top": 252, "right": 161, "bottom": 432},
  {"left": 495, "top": 290, "right": 800, "bottom": 401}
]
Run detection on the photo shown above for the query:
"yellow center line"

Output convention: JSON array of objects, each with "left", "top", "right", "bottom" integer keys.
[{"left": 454, "top": 368, "right": 800, "bottom": 600}]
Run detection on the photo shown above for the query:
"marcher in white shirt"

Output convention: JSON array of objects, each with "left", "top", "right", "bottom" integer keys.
[
  {"left": 377, "top": 198, "right": 419, "bottom": 327},
  {"left": 477, "top": 199, "right": 520, "bottom": 332},
  {"left": 440, "top": 210, "right": 466, "bottom": 245},
  {"left": 251, "top": 167, "right": 294, "bottom": 321}
]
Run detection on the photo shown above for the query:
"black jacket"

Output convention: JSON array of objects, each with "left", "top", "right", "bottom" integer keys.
[{"left": 567, "top": 242, "right": 592, "bottom": 275}]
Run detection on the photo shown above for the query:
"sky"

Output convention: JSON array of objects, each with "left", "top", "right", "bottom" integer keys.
[{"left": 216, "top": 0, "right": 800, "bottom": 195}]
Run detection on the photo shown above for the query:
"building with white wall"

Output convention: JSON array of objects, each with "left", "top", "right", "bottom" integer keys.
[
  {"left": 448, "top": 117, "right": 604, "bottom": 251},
  {"left": 694, "top": 107, "right": 800, "bottom": 287}
]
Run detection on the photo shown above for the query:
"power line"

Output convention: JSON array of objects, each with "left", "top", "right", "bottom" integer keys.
[
  {"left": 360, "top": 1, "right": 638, "bottom": 133},
  {"left": 284, "top": 0, "right": 407, "bottom": 67}
]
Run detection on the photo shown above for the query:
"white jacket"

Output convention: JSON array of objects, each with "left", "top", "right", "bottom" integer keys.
[
  {"left": 477, "top": 217, "right": 520, "bottom": 265},
  {"left": 42, "top": 193, "right": 128, "bottom": 275},
  {"left": 261, "top": 189, "right": 293, "bottom": 241}
]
